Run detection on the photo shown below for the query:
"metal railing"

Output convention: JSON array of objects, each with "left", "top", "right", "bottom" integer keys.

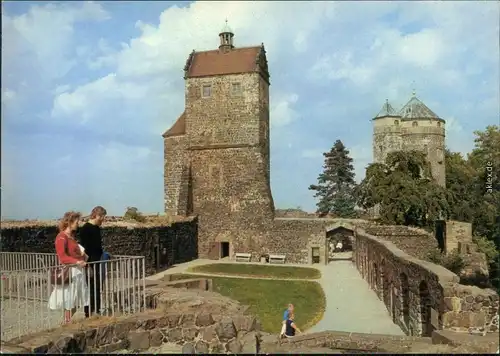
[
  {"left": 0, "top": 252, "right": 59, "bottom": 271},
  {"left": 0, "top": 254, "right": 146, "bottom": 342}
]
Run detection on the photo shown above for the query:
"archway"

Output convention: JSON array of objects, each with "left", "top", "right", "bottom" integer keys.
[
  {"left": 372, "top": 262, "right": 378, "bottom": 292},
  {"left": 381, "top": 260, "right": 390, "bottom": 312},
  {"left": 419, "top": 280, "right": 433, "bottom": 336},
  {"left": 399, "top": 272, "right": 410, "bottom": 330},
  {"left": 326, "top": 227, "right": 354, "bottom": 262}
]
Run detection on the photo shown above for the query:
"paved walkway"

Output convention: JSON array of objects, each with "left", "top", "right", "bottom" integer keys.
[
  {"left": 308, "top": 259, "right": 403, "bottom": 335},
  {"left": 147, "top": 257, "right": 403, "bottom": 336}
]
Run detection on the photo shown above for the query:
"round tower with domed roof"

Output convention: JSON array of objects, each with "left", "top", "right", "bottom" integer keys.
[{"left": 372, "top": 91, "right": 446, "bottom": 187}]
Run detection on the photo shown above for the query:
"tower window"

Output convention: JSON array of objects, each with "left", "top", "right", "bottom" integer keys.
[
  {"left": 202, "top": 84, "right": 212, "bottom": 98},
  {"left": 412, "top": 121, "right": 418, "bottom": 127},
  {"left": 437, "top": 122, "right": 441, "bottom": 127},
  {"left": 231, "top": 82, "right": 242, "bottom": 96}
]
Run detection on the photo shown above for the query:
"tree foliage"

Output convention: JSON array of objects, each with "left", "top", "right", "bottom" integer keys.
[
  {"left": 309, "top": 140, "right": 357, "bottom": 217},
  {"left": 124, "top": 207, "right": 146, "bottom": 222},
  {"left": 356, "top": 150, "right": 450, "bottom": 227},
  {"left": 445, "top": 125, "right": 500, "bottom": 291}
]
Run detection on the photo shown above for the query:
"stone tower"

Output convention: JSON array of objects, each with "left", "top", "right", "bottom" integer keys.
[
  {"left": 372, "top": 92, "right": 446, "bottom": 187},
  {"left": 163, "top": 22, "right": 275, "bottom": 259}
]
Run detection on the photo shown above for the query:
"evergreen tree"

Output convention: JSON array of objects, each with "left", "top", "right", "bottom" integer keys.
[{"left": 309, "top": 140, "right": 357, "bottom": 217}]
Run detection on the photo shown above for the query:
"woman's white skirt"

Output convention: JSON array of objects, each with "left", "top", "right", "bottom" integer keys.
[{"left": 48, "top": 267, "right": 90, "bottom": 310}]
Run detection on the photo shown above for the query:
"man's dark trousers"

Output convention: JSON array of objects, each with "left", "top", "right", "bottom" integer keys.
[{"left": 84, "top": 262, "right": 102, "bottom": 317}]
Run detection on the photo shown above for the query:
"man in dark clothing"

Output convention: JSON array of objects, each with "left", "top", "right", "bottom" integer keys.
[{"left": 79, "top": 206, "right": 107, "bottom": 318}]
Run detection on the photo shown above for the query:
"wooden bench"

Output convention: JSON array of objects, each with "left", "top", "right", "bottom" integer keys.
[
  {"left": 269, "top": 254, "right": 286, "bottom": 264},
  {"left": 235, "top": 253, "right": 251, "bottom": 262}
]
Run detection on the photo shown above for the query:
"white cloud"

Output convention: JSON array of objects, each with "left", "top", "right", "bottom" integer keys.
[
  {"left": 2, "top": 1, "right": 499, "bottom": 217},
  {"left": 2, "top": 2, "right": 110, "bottom": 82},
  {"left": 270, "top": 93, "right": 299, "bottom": 127}
]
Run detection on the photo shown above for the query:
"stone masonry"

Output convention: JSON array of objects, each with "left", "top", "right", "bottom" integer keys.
[
  {"left": 162, "top": 23, "right": 275, "bottom": 260},
  {"left": 0, "top": 218, "right": 198, "bottom": 275},
  {"left": 372, "top": 96, "right": 446, "bottom": 187}
]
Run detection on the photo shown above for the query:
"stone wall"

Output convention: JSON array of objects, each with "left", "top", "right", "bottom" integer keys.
[
  {"left": 445, "top": 221, "right": 473, "bottom": 253},
  {"left": 261, "top": 329, "right": 499, "bottom": 354},
  {"left": 0, "top": 218, "right": 198, "bottom": 275},
  {"left": 372, "top": 104, "right": 446, "bottom": 187},
  {"left": 222, "top": 218, "right": 440, "bottom": 266},
  {"left": 352, "top": 223, "right": 499, "bottom": 337},
  {"left": 1, "top": 310, "right": 260, "bottom": 354}
]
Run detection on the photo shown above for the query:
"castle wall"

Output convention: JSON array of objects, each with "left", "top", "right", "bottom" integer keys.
[
  {"left": 164, "top": 135, "right": 190, "bottom": 215},
  {"left": 185, "top": 73, "right": 263, "bottom": 147},
  {"left": 400, "top": 120, "right": 445, "bottom": 187},
  {"left": 372, "top": 117, "right": 403, "bottom": 163},
  {"left": 190, "top": 147, "right": 274, "bottom": 259},
  {"left": 182, "top": 72, "right": 274, "bottom": 259},
  {"left": 0, "top": 218, "right": 198, "bottom": 276},
  {"left": 372, "top": 117, "right": 445, "bottom": 187}
]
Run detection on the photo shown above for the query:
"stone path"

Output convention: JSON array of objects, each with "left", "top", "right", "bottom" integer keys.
[
  {"left": 147, "top": 257, "right": 404, "bottom": 336},
  {"left": 307, "top": 260, "right": 403, "bottom": 335}
]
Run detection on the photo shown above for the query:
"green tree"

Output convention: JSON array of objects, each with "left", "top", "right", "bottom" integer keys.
[
  {"left": 445, "top": 149, "right": 476, "bottom": 222},
  {"left": 309, "top": 140, "right": 357, "bottom": 217},
  {"left": 468, "top": 125, "right": 500, "bottom": 242},
  {"left": 124, "top": 207, "right": 146, "bottom": 222},
  {"left": 356, "top": 150, "right": 450, "bottom": 227}
]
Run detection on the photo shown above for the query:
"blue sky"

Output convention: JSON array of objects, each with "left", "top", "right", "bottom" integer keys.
[{"left": 2, "top": 1, "right": 499, "bottom": 220}]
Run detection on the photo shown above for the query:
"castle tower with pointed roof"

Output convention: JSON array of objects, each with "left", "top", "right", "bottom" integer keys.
[
  {"left": 372, "top": 91, "right": 446, "bottom": 187},
  {"left": 162, "top": 22, "right": 274, "bottom": 259}
]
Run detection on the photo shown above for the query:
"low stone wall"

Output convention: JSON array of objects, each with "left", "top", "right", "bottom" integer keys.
[
  {"left": 260, "top": 329, "right": 499, "bottom": 354},
  {"left": 352, "top": 223, "right": 499, "bottom": 336},
  {"left": 0, "top": 218, "right": 198, "bottom": 275},
  {"left": 1, "top": 310, "right": 260, "bottom": 354}
]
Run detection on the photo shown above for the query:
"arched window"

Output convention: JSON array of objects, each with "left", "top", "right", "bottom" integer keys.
[
  {"left": 412, "top": 121, "right": 418, "bottom": 127},
  {"left": 437, "top": 122, "right": 441, "bottom": 127},
  {"left": 394, "top": 120, "right": 399, "bottom": 126}
]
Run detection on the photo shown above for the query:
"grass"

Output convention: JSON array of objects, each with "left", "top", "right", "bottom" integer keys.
[
  {"left": 169, "top": 273, "right": 325, "bottom": 333},
  {"left": 187, "top": 263, "right": 321, "bottom": 279}
]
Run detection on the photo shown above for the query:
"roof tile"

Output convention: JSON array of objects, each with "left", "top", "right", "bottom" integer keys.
[
  {"left": 163, "top": 112, "right": 186, "bottom": 138},
  {"left": 187, "top": 46, "right": 261, "bottom": 78}
]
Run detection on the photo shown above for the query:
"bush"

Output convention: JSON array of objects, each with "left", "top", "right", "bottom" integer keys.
[
  {"left": 427, "top": 248, "right": 465, "bottom": 275},
  {"left": 472, "top": 235, "right": 499, "bottom": 264},
  {"left": 123, "top": 207, "right": 146, "bottom": 222}
]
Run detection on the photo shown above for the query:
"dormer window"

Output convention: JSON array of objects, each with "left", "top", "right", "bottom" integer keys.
[
  {"left": 202, "top": 84, "right": 212, "bottom": 98},
  {"left": 412, "top": 121, "right": 418, "bottom": 127},
  {"left": 231, "top": 82, "right": 242, "bottom": 96}
]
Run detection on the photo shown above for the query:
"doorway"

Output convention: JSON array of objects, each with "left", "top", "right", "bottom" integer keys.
[
  {"left": 220, "top": 242, "right": 230, "bottom": 258},
  {"left": 312, "top": 247, "right": 320, "bottom": 264}
]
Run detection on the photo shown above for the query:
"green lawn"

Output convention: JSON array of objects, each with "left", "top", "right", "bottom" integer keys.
[
  {"left": 169, "top": 273, "right": 325, "bottom": 333},
  {"left": 187, "top": 263, "right": 321, "bottom": 279}
]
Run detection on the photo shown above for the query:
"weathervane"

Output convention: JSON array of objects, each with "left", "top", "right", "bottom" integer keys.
[{"left": 411, "top": 80, "right": 416, "bottom": 97}]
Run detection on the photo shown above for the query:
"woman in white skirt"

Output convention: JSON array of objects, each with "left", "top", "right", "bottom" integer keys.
[{"left": 48, "top": 211, "right": 90, "bottom": 323}]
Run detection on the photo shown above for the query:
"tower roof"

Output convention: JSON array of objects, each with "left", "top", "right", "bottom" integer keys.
[
  {"left": 184, "top": 45, "right": 269, "bottom": 79},
  {"left": 374, "top": 99, "right": 399, "bottom": 119},
  {"left": 399, "top": 94, "right": 440, "bottom": 120},
  {"left": 220, "top": 19, "right": 233, "bottom": 34},
  {"left": 162, "top": 111, "right": 186, "bottom": 138}
]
